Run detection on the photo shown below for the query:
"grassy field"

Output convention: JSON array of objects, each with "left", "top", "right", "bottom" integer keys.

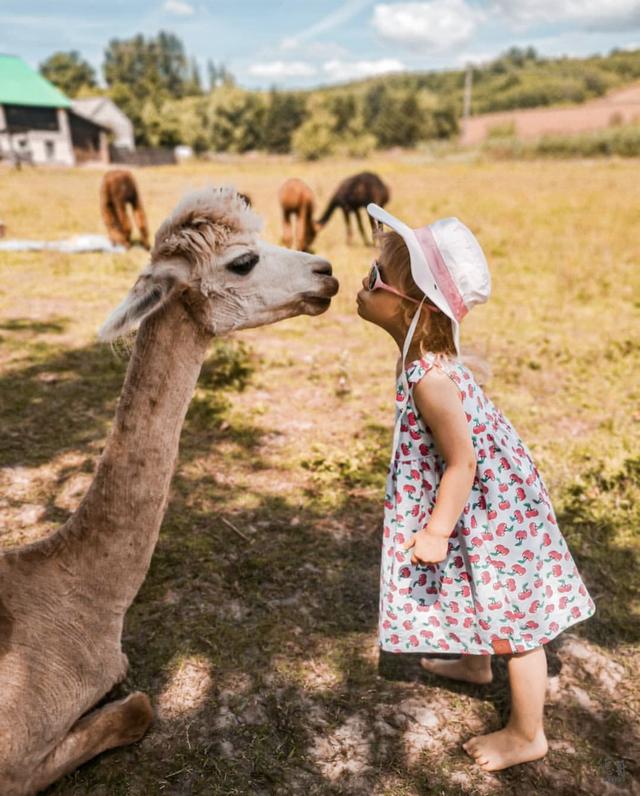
[{"left": 1, "top": 155, "right": 639, "bottom": 795}]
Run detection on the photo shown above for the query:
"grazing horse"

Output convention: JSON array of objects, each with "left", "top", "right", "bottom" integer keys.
[
  {"left": 278, "top": 178, "right": 317, "bottom": 252},
  {"left": 100, "top": 170, "right": 150, "bottom": 250},
  {"left": 316, "top": 171, "right": 390, "bottom": 246}
]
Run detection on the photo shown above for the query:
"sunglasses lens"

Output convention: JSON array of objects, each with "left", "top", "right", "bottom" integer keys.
[{"left": 368, "top": 264, "right": 377, "bottom": 290}]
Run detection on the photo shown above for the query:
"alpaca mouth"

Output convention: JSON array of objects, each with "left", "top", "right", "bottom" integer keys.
[
  {"left": 304, "top": 295, "right": 333, "bottom": 315},
  {"left": 301, "top": 274, "right": 339, "bottom": 313}
]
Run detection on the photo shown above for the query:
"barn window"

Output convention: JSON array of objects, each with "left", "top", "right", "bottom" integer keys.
[
  {"left": 44, "top": 140, "right": 55, "bottom": 160},
  {"left": 4, "top": 105, "right": 59, "bottom": 132}
]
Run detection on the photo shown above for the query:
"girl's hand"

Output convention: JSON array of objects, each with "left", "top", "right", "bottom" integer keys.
[{"left": 403, "top": 529, "right": 449, "bottom": 565}]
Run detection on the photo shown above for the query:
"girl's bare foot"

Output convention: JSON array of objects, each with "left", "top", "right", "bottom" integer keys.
[
  {"left": 462, "top": 725, "right": 548, "bottom": 771},
  {"left": 420, "top": 655, "right": 493, "bottom": 685}
]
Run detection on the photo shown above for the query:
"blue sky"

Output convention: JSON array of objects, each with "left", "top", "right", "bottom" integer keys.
[{"left": 2, "top": 0, "right": 640, "bottom": 89}]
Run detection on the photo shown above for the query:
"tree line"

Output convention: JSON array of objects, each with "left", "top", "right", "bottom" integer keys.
[{"left": 40, "top": 35, "right": 640, "bottom": 159}]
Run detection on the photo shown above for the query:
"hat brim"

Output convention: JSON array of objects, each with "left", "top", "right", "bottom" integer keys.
[{"left": 367, "top": 202, "right": 461, "bottom": 355}]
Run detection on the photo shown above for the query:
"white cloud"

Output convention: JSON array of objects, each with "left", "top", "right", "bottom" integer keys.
[
  {"left": 373, "top": 1, "right": 482, "bottom": 52},
  {"left": 281, "top": 0, "right": 375, "bottom": 49},
  {"left": 323, "top": 57, "right": 406, "bottom": 80},
  {"left": 490, "top": 0, "right": 640, "bottom": 32},
  {"left": 163, "top": 0, "right": 194, "bottom": 15},
  {"left": 248, "top": 61, "right": 318, "bottom": 78},
  {"left": 247, "top": 55, "right": 405, "bottom": 84}
]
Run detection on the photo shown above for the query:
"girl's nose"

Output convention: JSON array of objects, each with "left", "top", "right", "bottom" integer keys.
[{"left": 361, "top": 275, "right": 368, "bottom": 289}]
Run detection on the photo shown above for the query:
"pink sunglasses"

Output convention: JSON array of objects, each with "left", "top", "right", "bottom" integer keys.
[{"left": 367, "top": 261, "right": 439, "bottom": 312}]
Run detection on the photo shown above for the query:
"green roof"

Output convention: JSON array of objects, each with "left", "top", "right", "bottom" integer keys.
[{"left": 0, "top": 54, "right": 71, "bottom": 108}]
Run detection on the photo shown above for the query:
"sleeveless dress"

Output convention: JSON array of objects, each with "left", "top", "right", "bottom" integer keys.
[{"left": 379, "top": 352, "right": 596, "bottom": 656}]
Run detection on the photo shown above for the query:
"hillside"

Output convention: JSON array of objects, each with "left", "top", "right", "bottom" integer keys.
[
  {"left": 310, "top": 46, "right": 640, "bottom": 117},
  {"left": 460, "top": 81, "right": 640, "bottom": 144}
]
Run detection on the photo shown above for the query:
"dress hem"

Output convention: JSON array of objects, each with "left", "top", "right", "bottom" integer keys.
[{"left": 378, "top": 603, "right": 596, "bottom": 656}]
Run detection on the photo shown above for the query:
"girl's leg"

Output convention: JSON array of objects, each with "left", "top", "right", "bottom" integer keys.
[
  {"left": 463, "top": 646, "right": 548, "bottom": 771},
  {"left": 420, "top": 653, "right": 493, "bottom": 684}
]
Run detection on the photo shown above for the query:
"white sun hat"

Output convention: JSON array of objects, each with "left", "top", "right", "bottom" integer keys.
[{"left": 366, "top": 203, "right": 491, "bottom": 356}]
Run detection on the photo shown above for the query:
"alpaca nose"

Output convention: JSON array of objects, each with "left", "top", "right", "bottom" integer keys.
[{"left": 311, "top": 258, "right": 332, "bottom": 276}]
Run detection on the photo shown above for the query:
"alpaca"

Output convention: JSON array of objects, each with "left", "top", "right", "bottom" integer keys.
[
  {"left": 316, "top": 171, "right": 390, "bottom": 246},
  {"left": 0, "top": 186, "right": 338, "bottom": 795},
  {"left": 278, "top": 178, "right": 317, "bottom": 252},
  {"left": 100, "top": 169, "right": 150, "bottom": 250}
]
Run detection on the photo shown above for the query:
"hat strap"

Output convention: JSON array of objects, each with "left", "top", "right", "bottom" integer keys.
[{"left": 391, "top": 297, "right": 426, "bottom": 464}]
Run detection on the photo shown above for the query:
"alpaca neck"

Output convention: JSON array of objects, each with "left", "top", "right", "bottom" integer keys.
[{"left": 60, "top": 298, "right": 210, "bottom": 610}]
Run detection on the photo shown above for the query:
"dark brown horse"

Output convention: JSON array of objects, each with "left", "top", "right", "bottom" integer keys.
[
  {"left": 278, "top": 178, "right": 317, "bottom": 252},
  {"left": 316, "top": 171, "right": 390, "bottom": 246},
  {"left": 100, "top": 170, "right": 150, "bottom": 250}
]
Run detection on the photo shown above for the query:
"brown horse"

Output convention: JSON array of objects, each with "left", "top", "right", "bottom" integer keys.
[
  {"left": 316, "top": 171, "right": 390, "bottom": 246},
  {"left": 278, "top": 178, "right": 317, "bottom": 252},
  {"left": 100, "top": 170, "right": 150, "bottom": 250}
]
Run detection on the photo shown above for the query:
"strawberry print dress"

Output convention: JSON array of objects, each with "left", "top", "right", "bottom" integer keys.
[{"left": 379, "top": 352, "right": 596, "bottom": 656}]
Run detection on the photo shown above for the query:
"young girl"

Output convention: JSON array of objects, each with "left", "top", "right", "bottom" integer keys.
[{"left": 357, "top": 203, "right": 596, "bottom": 772}]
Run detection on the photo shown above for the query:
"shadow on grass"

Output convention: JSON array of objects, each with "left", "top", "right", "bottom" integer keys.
[
  {"left": 555, "top": 456, "right": 640, "bottom": 648},
  {"left": 0, "top": 317, "right": 71, "bottom": 335},
  {"left": 44, "top": 482, "right": 638, "bottom": 795},
  {"left": 46, "top": 468, "right": 638, "bottom": 795},
  {"left": 0, "top": 330, "right": 256, "bottom": 471}
]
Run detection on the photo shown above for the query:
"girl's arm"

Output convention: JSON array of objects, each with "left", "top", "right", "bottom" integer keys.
[{"left": 404, "top": 368, "right": 476, "bottom": 565}]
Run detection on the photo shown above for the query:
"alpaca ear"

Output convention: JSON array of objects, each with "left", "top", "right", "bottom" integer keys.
[{"left": 98, "top": 260, "right": 190, "bottom": 341}]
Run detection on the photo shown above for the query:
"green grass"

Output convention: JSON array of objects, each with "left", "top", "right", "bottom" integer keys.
[{"left": 0, "top": 156, "right": 638, "bottom": 794}]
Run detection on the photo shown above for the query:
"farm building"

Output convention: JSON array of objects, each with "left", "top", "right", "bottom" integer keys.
[
  {"left": 460, "top": 82, "right": 640, "bottom": 145},
  {"left": 72, "top": 96, "right": 135, "bottom": 152},
  {"left": 0, "top": 54, "right": 111, "bottom": 165}
]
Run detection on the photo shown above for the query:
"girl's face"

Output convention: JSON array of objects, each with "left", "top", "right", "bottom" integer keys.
[{"left": 356, "top": 256, "right": 406, "bottom": 335}]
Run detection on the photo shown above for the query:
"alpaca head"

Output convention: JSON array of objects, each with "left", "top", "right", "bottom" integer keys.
[{"left": 99, "top": 186, "right": 339, "bottom": 340}]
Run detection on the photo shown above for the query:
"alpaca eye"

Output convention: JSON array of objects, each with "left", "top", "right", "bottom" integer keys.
[{"left": 227, "top": 253, "right": 259, "bottom": 275}]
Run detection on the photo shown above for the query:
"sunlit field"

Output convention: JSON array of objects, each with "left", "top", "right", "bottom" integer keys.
[{"left": 1, "top": 154, "right": 638, "bottom": 794}]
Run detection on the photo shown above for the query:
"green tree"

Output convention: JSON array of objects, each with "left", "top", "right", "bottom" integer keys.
[
  {"left": 140, "top": 99, "right": 181, "bottom": 147},
  {"left": 362, "top": 83, "right": 457, "bottom": 147},
  {"left": 174, "top": 96, "right": 210, "bottom": 153},
  {"left": 107, "top": 81, "right": 147, "bottom": 144},
  {"left": 207, "top": 86, "right": 266, "bottom": 152},
  {"left": 103, "top": 31, "right": 190, "bottom": 101},
  {"left": 326, "top": 93, "right": 358, "bottom": 134},
  {"left": 39, "top": 51, "right": 97, "bottom": 97},
  {"left": 103, "top": 31, "right": 198, "bottom": 144},
  {"left": 291, "top": 96, "right": 336, "bottom": 160},
  {"left": 326, "top": 91, "right": 376, "bottom": 156},
  {"left": 207, "top": 60, "right": 235, "bottom": 90},
  {"left": 262, "top": 89, "right": 307, "bottom": 153},
  {"left": 184, "top": 57, "right": 203, "bottom": 96},
  {"left": 364, "top": 85, "right": 422, "bottom": 147}
]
